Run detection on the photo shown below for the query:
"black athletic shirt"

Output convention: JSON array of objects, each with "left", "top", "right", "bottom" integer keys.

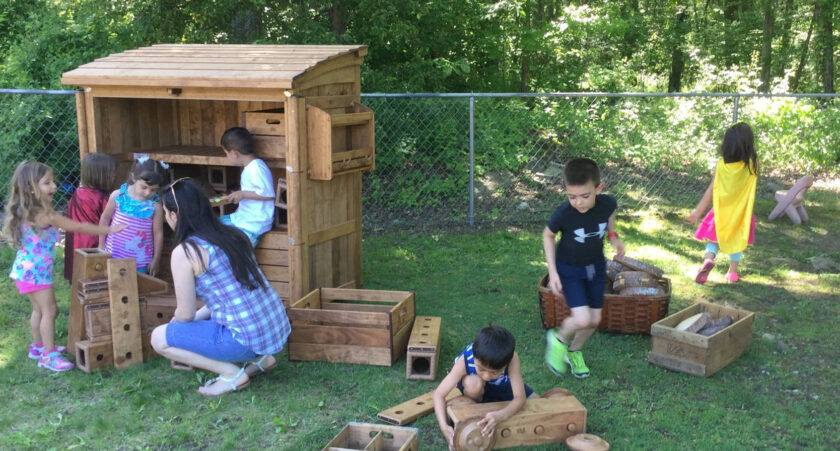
[{"left": 546, "top": 194, "right": 617, "bottom": 266}]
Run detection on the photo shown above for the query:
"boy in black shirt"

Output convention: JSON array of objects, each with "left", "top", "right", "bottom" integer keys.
[{"left": 542, "top": 158, "right": 625, "bottom": 378}]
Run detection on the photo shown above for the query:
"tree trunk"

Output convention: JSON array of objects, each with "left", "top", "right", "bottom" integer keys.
[
  {"left": 759, "top": 1, "right": 774, "bottom": 92},
  {"left": 815, "top": 0, "right": 835, "bottom": 93},
  {"left": 330, "top": 1, "right": 347, "bottom": 43},
  {"left": 790, "top": 3, "right": 816, "bottom": 92},
  {"left": 774, "top": 0, "right": 795, "bottom": 78},
  {"left": 668, "top": 10, "right": 687, "bottom": 92}
]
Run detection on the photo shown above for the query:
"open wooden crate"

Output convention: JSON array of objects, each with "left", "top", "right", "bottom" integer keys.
[
  {"left": 648, "top": 302, "right": 754, "bottom": 377},
  {"left": 323, "top": 423, "right": 418, "bottom": 451},
  {"left": 288, "top": 288, "right": 414, "bottom": 366}
]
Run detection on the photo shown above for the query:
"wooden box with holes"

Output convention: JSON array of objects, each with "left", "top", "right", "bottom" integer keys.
[
  {"left": 323, "top": 422, "right": 418, "bottom": 451},
  {"left": 288, "top": 288, "right": 415, "bottom": 366}
]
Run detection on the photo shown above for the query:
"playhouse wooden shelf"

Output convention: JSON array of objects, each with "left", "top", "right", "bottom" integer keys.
[{"left": 62, "top": 44, "right": 372, "bottom": 304}]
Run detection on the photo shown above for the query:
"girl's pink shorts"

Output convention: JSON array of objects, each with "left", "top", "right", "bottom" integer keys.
[{"left": 15, "top": 280, "right": 52, "bottom": 295}]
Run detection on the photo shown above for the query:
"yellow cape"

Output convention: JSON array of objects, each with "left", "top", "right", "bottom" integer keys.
[{"left": 713, "top": 158, "right": 757, "bottom": 254}]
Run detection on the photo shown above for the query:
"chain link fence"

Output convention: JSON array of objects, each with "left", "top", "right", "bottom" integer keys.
[{"left": 1, "top": 90, "right": 838, "bottom": 232}]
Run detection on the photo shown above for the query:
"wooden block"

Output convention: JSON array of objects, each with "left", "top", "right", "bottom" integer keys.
[
  {"left": 406, "top": 316, "right": 441, "bottom": 380},
  {"left": 207, "top": 165, "right": 227, "bottom": 192},
  {"left": 137, "top": 273, "right": 170, "bottom": 296},
  {"left": 84, "top": 303, "right": 112, "bottom": 341},
  {"left": 448, "top": 396, "right": 587, "bottom": 450},
  {"left": 377, "top": 388, "right": 461, "bottom": 426},
  {"left": 323, "top": 422, "right": 418, "bottom": 451},
  {"left": 69, "top": 248, "right": 111, "bottom": 354},
  {"left": 75, "top": 339, "right": 114, "bottom": 373},
  {"left": 141, "top": 294, "right": 177, "bottom": 330},
  {"left": 107, "top": 259, "right": 144, "bottom": 369}
]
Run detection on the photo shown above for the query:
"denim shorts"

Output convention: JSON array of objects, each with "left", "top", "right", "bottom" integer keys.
[
  {"left": 556, "top": 259, "right": 607, "bottom": 309},
  {"left": 165, "top": 320, "right": 257, "bottom": 362},
  {"left": 219, "top": 214, "right": 261, "bottom": 247}
]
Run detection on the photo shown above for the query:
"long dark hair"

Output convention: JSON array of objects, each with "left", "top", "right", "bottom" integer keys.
[
  {"left": 721, "top": 122, "right": 758, "bottom": 175},
  {"left": 160, "top": 179, "right": 266, "bottom": 290}
]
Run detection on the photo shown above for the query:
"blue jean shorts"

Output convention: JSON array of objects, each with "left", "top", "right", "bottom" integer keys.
[
  {"left": 219, "top": 214, "right": 262, "bottom": 247},
  {"left": 165, "top": 320, "right": 257, "bottom": 363},
  {"left": 556, "top": 259, "right": 607, "bottom": 309}
]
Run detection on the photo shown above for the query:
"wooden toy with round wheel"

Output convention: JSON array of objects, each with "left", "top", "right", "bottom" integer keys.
[
  {"left": 446, "top": 389, "right": 587, "bottom": 450},
  {"left": 566, "top": 433, "right": 610, "bottom": 451}
]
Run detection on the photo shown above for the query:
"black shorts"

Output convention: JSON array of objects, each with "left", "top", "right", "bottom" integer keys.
[{"left": 556, "top": 259, "right": 607, "bottom": 309}]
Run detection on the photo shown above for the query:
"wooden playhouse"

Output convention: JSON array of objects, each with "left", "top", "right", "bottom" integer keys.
[{"left": 61, "top": 44, "right": 375, "bottom": 303}]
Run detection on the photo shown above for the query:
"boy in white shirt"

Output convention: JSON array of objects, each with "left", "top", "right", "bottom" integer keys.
[{"left": 219, "top": 127, "right": 275, "bottom": 247}]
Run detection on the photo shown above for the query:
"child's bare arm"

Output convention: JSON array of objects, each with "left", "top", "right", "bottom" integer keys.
[
  {"left": 45, "top": 210, "right": 125, "bottom": 236},
  {"left": 98, "top": 192, "right": 118, "bottom": 247},
  {"left": 434, "top": 360, "right": 467, "bottom": 450},
  {"left": 542, "top": 227, "right": 562, "bottom": 295},
  {"left": 686, "top": 180, "right": 713, "bottom": 222},
  {"left": 607, "top": 212, "right": 625, "bottom": 257},
  {"left": 221, "top": 190, "right": 274, "bottom": 203},
  {"left": 148, "top": 204, "right": 164, "bottom": 276},
  {"left": 477, "top": 352, "right": 527, "bottom": 436}
]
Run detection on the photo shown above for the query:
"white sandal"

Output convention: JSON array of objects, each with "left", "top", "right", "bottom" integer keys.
[
  {"left": 199, "top": 367, "right": 249, "bottom": 396},
  {"left": 245, "top": 355, "right": 276, "bottom": 375}
]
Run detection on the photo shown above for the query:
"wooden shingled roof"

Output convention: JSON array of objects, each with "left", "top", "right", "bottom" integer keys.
[{"left": 61, "top": 44, "right": 368, "bottom": 89}]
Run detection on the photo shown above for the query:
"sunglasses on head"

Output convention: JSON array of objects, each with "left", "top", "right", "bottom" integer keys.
[{"left": 163, "top": 177, "right": 190, "bottom": 212}]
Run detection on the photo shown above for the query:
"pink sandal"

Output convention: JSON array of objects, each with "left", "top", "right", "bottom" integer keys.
[
  {"left": 694, "top": 259, "right": 715, "bottom": 284},
  {"left": 726, "top": 272, "right": 739, "bottom": 283}
]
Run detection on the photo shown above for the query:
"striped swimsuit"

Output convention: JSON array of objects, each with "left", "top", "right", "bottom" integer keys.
[{"left": 104, "top": 183, "right": 156, "bottom": 270}]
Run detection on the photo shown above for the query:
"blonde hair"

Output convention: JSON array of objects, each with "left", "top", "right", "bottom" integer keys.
[{"left": 2, "top": 161, "right": 53, "bottom": 248}]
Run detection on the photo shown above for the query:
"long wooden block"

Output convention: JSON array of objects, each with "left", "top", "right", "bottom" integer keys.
[
  {"left": 377, "top": 388, "right": 461, "bottom": 426},
  {"left": 68, "top": 248, "right": 111, "bottom": 354},
  {"left": 75, "top": 339, "right": 114, "bottom": 373},
  {"left": 107, "top": 259, "right": 144, "bottom": 369},
  {"left": 406, "top": 316, "right": 442, "bottom": 380}
]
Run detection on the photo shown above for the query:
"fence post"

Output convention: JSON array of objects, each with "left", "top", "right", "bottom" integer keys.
[
  {"left": 732, "top": 93, "right": 740, "bottom": 122},
  {"left": 469, "top": 95, "right": 475, "bottom": 227}
]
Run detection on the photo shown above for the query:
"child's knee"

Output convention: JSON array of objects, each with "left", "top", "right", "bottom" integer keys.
[{"left": 461, "top": 375, "right": 485, "bottom": 401}]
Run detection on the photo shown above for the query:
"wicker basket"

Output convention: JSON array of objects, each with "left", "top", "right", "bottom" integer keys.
[{"left": 538, "top": 273, "right": 671, "bottom": 334}]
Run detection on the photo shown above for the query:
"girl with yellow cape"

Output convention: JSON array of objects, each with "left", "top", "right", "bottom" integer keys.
[{"left": 686, "top": 123, "right": 758, "bottom": 284}]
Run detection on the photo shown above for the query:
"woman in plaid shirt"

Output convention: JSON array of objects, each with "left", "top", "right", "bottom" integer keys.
[{"left": 151, "top": 179, "right": 291, "bottom": 396}]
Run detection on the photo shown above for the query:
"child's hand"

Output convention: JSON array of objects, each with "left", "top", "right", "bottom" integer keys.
[
  {"left": 548, "top": 273, "right": 563, "bottom": 296},
  {"left": 222, "top": 191, "right": 245, "bottom": 204},
  {"left": 478, "top": 411, "right": 503, "bottom": 436},
  {"left": 611, "top": 237, "right": 625, "bottom": 258},
  {"left": 441, "top": 425, "right": 455, "bottom": 450},
  {"left": 147, "top": 260, "right": 159, "bottom": 277},
  {"left": 110, "top": 224, "right": 128, "bottom": 233},
  {"left": 685, "top": 209, "right": 701, "bottom": 223}
]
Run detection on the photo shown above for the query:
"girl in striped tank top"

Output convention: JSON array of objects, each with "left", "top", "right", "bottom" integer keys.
[{"left": 99, "top": 156, "right": 169, "bottom": 275}]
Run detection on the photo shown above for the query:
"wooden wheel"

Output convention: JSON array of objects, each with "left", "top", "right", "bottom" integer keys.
[
  {"left": 453, "top": 416, "right": 496, "bottom": 451},
  {"left": 565, "top": 433, "right": 610, "bottom": 451},
  {"left": 541, "top": 387, "right": 572, "bottom": 398}
]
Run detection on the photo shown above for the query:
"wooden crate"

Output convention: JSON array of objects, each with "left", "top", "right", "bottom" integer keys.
[
  {"left": 648, "top": 302, "right": 755, "bottom": 377},
  {"left": 307, "top": 102, "right": 375, "bottom": 180},
  {"left": 323, "top": 423, "right": 418, "bottom": 451},
  {"left": 288, "top": 288, "right": 414, "bottom": 366}
]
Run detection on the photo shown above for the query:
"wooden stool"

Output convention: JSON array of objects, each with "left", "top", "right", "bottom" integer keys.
[{"left": 768, "top": 175, "right": 814, "bottom": 224}]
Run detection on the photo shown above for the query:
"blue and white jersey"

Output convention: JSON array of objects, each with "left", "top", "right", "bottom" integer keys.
[{"left": 455, "top": 343, "right": 509, "bottom": 386}]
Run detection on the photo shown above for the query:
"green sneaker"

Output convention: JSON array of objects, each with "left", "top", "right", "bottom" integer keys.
[
  {"left": 545, "top": 330, "right": 568, "bottom": 376},
  {"left": 565, "top": 350, "right": 590, "bottom": 379}
]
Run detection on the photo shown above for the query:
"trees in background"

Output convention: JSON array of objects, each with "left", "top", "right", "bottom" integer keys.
[{"left": 0, "top": 0, "right": 836, "bottom": 93}]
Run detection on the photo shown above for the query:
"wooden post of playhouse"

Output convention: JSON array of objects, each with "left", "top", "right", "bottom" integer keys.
[
  {"left": 107, "top": 259, "right": 144, "bottom": 369},
  {"left": 68, "top": 248, "right": 110, "bottom": 354},
  {"left": 285, "top": 92, "right": 310, "bottom": 301},
  {"left": 406, "top": 316, "right": 442, "bottom": 380}
]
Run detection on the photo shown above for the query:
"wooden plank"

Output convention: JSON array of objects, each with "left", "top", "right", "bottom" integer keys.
[
  {"left": 84, "top": 303, "right": 112, "bottom": 340},
  {"left": 290, "top": 288, "right": 321, "bottom": 310},
  {"left": 391, "top": 315, "right": 414, "bottom": 364},
  {"left": 75, "top": 339, "right": 114, "bottom": 373},
  {"left": 289, "top": 342, "right": 392, "bottom": 366},
  {"left": 304, "top": 95, "right": 356, "bottom": 110},
  {"left": 377, "top": 388, "right": 461, "bottom": 426},
  {"left": 308, "top": 220, "right": 357, "bottom": 246},
  {"left": 244, "top": 110, "right": 286, "bottom": 136},
  {"left": 84, "top": 91, "right": 99, "bottom": 153},
  {"left": 331, "top": 111, "right": 373, "bottom": 127},
  {"left": 320, "top": 288, "right": 413, "bottom": 303},
  {"left": 646, "top": 352, "right": 707, "bottom": 377},
  {"left": 262, "top": 265, "right": 290, "bottom": 282},
  {"left": 140, "top": 145, "right": 284, "bottom": 168},
  {"left": 255, "top": 230, "right": 290, "bottom": 249},
  {"left": 287, "top": 308, "right": 389, "bottom": 328},
  {"left": 254, "top": 135, "right": 287, "bottom": 160},
  {"left": 107, "top": 259, "right": 144, "bottom": 369},
  {"left": 255, "top": 248, "right": 289, "bottom": 265},
  {"left": 390, "top": 293, "right": 415, "bottom": 337},
  {"left": 137, "top": 273, "right": 170, "bottom": 296},
  {"left": 75, "top": 92, "right": 89, "bottom": 158},
  {"left": 289, "top": 324, "right": 391, "bottom": 347},
  {"left": 331, "top": 148, "right": 372, "bottom": 162},
  {"left": 307, "top": 104, "right": 334, "bottom": 180},
  {"left": 319, "top": 302, "right": 393, "bottom": 314},
  {"left": 68, "top": 248, "right": 111, "bottom": 354}
]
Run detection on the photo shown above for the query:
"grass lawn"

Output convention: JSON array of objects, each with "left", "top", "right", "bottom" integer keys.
[{"left": 1, "top": 185, "right": 838, "bottom": 450}]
